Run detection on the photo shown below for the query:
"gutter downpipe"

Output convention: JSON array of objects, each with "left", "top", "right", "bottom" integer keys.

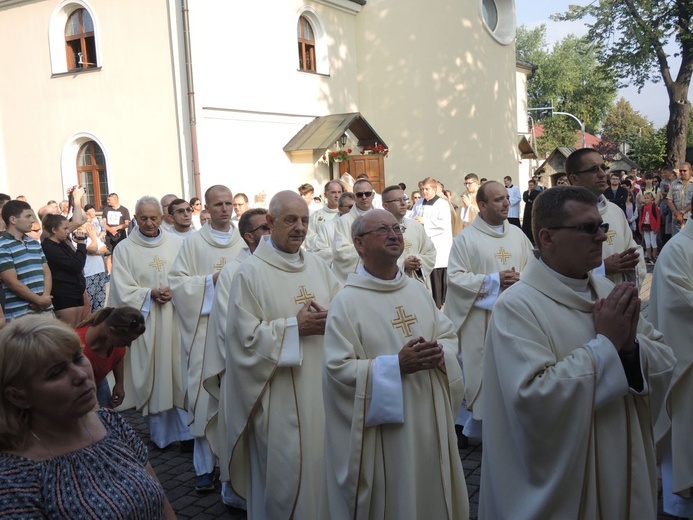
[{"left": 181, "top": 0, "right": 202, "bottom": 199}]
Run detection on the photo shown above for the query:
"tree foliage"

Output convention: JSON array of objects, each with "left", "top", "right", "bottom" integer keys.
[
  {"left": 601, "top": 97, "right": 654, "bottom": 147},
  {"left": 631, "top": 127, "right": 667, "bottom": 171},
  {"left": 517, "top": 24, "right": 617, "bottom": 136},
  {"left": 553, "top": 0, "right": 693, "bottom": 166}
]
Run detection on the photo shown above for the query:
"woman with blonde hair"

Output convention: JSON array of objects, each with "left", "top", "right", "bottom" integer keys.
[{"left": 0, "top": 315, "right": 174, "bottom": 518}]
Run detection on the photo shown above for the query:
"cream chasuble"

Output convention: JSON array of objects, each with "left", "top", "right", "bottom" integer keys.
[
  {"left": 322, "top": 272, "right": 468, "bottom": 520},
  {"left": 398, "top": 216, "right": 436, "bottom": 289},
  {"left": 599, "top": 196, "right": 647, "bottom": 286},
  {"left": 479, "top": 256, "right": 675, "bottom": 520},
  {"left": 410, "top": 197, "right": 452, "bottom": 269},
  {"left": 305, "top": 205, "right": 338, "bottom": 251},
  {"left": 313, "top": 217, "right": 339, "bottom": 265},
  {"left": 651, "top": 220, "right": 693, "bottom": 503},
  {"left": 331, "top": 206, "right": 370, "bottom": 282},
  {"left": 107, "top": 230, "right": 185, "bottom": 416},
  {"left": 444, "top": 216, "right": 532, "bottom": 419},
  {"left": 168, "top": 223, "right": 246, "bottom": 436},
  {"left": 225, "top": 238, "right": 340, "bottom": 519},
  {"left": 200, "top": 248, "right": 248, "bottom": 480}
]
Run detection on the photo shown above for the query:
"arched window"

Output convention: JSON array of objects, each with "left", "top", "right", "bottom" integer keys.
[
  {"left": 297, "top": 16, "right": 316, "bottom": 72},
  {"left": 65, "top": 8, "right": 97, "bottom": 71},
  {"left": 77, "top": 141, "right": 108, "bottom": 210}
]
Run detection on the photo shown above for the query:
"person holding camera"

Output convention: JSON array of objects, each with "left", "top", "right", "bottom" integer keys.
[{"left": 41, "top": 214, "right": 87, "bottom": 327}]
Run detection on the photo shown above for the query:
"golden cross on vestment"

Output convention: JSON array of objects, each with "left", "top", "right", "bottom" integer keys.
[
  {"left": 605, "top": 230, "right": 617, "bottom": 245},
  {"left": 494, "top": 247, "right": 512, "bottom": 265},
  {"left": 391, "top": 306, "right": 418, "bottom": 337},
  {"left": 149, "top": 256, "right": 166, "bottom": 272},
  {"left": 214, "top": 257, "right": 227, "bottom": 272},
  {"left": 404, "top": 239, "right": 412, "bottom": 255},
  {"left": 294, "top": 285, "right": 315, "bottom": 305}
]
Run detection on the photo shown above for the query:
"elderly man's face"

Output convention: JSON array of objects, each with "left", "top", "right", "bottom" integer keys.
[
  {"left": 233, "top": 197, "right": 249, "bottom": 217},
  {"left": 135, "top": 203, "right": 162, "bottom": 237},
  {"left": 678, "top": 164, "right": 691, "bottom": 181},
  {"left": 269, "top": 197, "right": 309, "bottom": 254},
  {"left": 354, "top": 210, "right": 404, "bottom": 266},
  {"left": 324, "top": 183, "right": 343, "bottom": 209}
]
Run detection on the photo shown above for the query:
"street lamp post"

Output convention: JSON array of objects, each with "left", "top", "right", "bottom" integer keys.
[{"left": 553, "top": 111, "right": 586, "bottom": 149}]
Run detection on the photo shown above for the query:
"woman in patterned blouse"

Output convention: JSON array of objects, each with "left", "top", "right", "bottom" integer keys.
[{"left": 0, "top": 315, "right": 175, "bottom": 519}]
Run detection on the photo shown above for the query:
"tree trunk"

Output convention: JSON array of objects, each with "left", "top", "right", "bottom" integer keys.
[{"left": 666, "top": 83, "right": 692, "bottom": 167}]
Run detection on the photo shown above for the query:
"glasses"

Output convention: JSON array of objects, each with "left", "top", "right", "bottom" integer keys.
[
  {"left": 194, "top": 202, "right": 202, "bottom": 206},
  {"left": 248, "top": 223, "right": 270, "bottom": 233},
  {"left": 355, "top": 191, "right": 373, "bottom": 198},
  {"left": 339, "top": 204, "right": 354, "bottom": 209},
  {"left": 547, "top": 222, "right": 609, "bottom": 235},
  {"left": 358, "top": 224, "right": 406, "bottom": 237},
  {"left": 572, "top": 164, "right": 610, "bottom": 175},
  {"left": 174, "top": 207, "right": 193, "bottom": 214},
  {"left": 383, "top": 197, "right": 406, "bottom": 204},
  {"left": 232, "top": 203, "right": 247, "bottom": 207},
  {"left": 680, "top": 169, "right": 689, "bottom": 173}
]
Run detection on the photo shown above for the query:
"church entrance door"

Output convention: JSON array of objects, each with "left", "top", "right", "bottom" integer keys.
[{"left": 338, "top": 154, "right": 385, "bottom": 193}]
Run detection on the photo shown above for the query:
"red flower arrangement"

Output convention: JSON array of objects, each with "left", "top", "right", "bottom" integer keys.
[
  {"left": 322, "top": 149, "right": 352, "bottom": 162},
  {"left": 361, "top": 143, "right": 388, "bottom": 157}
]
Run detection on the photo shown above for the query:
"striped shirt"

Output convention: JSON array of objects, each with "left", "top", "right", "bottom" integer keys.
[{"left": 0, "top": 231, "right": 48, "bottom": 320}]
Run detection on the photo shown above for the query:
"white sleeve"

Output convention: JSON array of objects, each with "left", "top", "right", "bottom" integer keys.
[
  {"left": 141, "top": 290, "right": 152, "bottom": 321},
  {"left": 474, "top": 273, "right": 501, "bottom": 310},
  {"left": 201, "top": 274, "right": 216, "bottom": 315},
  {"left": 365, "top": 354, "right": 404, "bottom": 426},
  {"left": 592, "top": 262, "right": 606, "bottom": 278},
  {"left": 583, "top": 334, "right": 629, "bottom": 409},
  {"left": 277, "top": 316, "right": 302, "bottom": 367}
]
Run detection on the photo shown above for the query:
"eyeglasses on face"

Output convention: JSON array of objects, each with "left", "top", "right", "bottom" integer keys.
[
  {"left": 248, "top": 223, "right": 270, "bottom": 233},
  {"left": 194, "top": 202, "right": 202, "bottom": 206},
  {"left": 547, "top": 222, "right": 609, "bottom": 235},
  {"left": 174, "top": 207, "right": 193, "bottom": 214},
  {"left": 572, "top": 164, "right": 610, "bottom": 175},
  {"left": 355, "top": 191, "right": 374, "bottom": 198},
  {"left": 358, "top": 224, "right": 406, "bottom": 237},
  {"left": 383, "top": 197, "right": 406, "bottom": 204},
  {"left": 339, "top": 204, "right": 354, "bottom": 209}
]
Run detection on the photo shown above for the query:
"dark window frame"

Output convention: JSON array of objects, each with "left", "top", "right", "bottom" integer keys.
[
  {"left": 297, "top": 16, "right": 316, "bottom": 72},
  {"left": 76, "top": 141, "right": 108, "bottom": 211},
  {"left": 65, "top": 8, "right": 97, "bottom": 71}
]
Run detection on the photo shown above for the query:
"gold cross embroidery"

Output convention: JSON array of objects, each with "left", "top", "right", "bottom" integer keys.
[
  {"left": 494, "top": 247, "right": 512, "bottom": 265},
  {"left": 214, "top": 257, "right": 227, "bottom": 272},
  {"left": 294, "top": 285, "right": 315, "bottom": 305},
  {"left": 149, "top": 256, "right": 166, "bottom": 272},
  {"left": 391, "top": 306, "right": 418, "bottom": 337},
  {"left": 404, "top": 239, "right": 412, "bottom": 255},
  {"left": 605, "top": 230, "right": 616, "bottom": 245}
]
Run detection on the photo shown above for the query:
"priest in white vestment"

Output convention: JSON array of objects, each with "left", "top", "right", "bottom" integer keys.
[
  {"left": 479, "top": 186, "right": 675, "bottom": 519},
  {"left": 168, "top": 185, "right": 246, "bottom": 492},
  {"left": 332, "top": 179, "right": 375, "bottom": 282},
  {"left": 410, "top": 176, "right": 452, "bottom": 308},
  {"left": 445, "top": 181, "right": 532, "bottom": 439},
  {"left": 313, "top": 191, "right": 354, "bottom": 265},
  {"left": 651, "top": 218, "right": 693, "bottom": 518},
  {"left": 201, "top": 208, "right": 269, "bottom": 512},
  {"left": 305, "top": 180, "right": 342, "bottom": 251},
  {"left": 225, "top": 191, "right": 341, "bottom": 519},
  {"left": 566, "top": 148, "right": 646, "bottom": 286},
  {"left": 108, "top": 196, "right": 192, "bottom": 448},
  {"left": 381, "top": 185, "right": 436, "bottom": 290},
  {"left": 322, "top": 209, "right": 468, "bottom": 520}
]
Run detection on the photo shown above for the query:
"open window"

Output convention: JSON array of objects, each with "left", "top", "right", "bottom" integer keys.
[{"left": 65, "top": 8, "right": 97, "bottom": 70}]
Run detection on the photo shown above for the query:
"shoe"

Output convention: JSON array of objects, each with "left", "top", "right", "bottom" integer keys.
[
  {"left": 455, "top": 424, "right": 469, "bottom": 449},
  {"left": 224, "top": 503, "right": 247, "bottom": 516},
  {"left": 195, "top": 472, "right": 215, "bottom": 493}
]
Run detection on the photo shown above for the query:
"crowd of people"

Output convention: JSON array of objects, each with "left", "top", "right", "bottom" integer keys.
[{"left": 0, "top": 148, "right": 691, "bottom": 519}]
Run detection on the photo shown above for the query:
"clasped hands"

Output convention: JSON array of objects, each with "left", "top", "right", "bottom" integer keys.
[
  {"left": 152, "top": 286, "right": 172, "bottom": 305},
  {"left": 593, "top": 282, "right": 640, "bottom": 353},
  {"left": 297, "top": 300, "right": 328, "bottom": 336},
  {"left": 399, "top": 337, "right": 445, "bottom": 375}
]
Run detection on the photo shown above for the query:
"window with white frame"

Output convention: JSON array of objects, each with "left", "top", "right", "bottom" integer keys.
[
  {"left": 49, "top": 1, "right": 101, "bottom": 75},
  {"left": 295, "top": 7, "right": 329, "bottom": 75}
]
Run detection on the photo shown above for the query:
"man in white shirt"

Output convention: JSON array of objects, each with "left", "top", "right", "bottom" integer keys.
[{"left": 503, "top": 175, "right": 522, "bottom": 228}]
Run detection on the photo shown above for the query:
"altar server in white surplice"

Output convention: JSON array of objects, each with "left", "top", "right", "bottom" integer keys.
[
  {"left": 444, "top": 181, "right": 532, "bottom": 441},
  {"left": 331, "top": 179, "right": 375, "bottom": 282},
  {"left": 225, "top": 191, "right": 340, "bottom": 519},
  {"left": 305, "top": 180, "right": 343, "bottom": 251},
  {"left": 322, "top": 209, "right": 468, "bottom": 520},
  {"left": 168, "top": 185, "right": 246, "bottom": 492},
  {"left": 651, "top": 218, "right": 693, "bottom": 518},
  {"left": 381, "top": 185, "right": 436, "bottom": 290},
  {"left": 108, "top": 196, "right": 192, "bottom": 448},
  {"left": 479, "top": 186, "right": 675, "bottom": 520},
  {"left": 201, "top": 208, "right": 269, "bottom": 512}
]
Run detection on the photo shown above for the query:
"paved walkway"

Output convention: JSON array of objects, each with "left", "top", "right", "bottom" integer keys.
[{"left": 123, "top": 267, "right": 676, "bottom": 519}]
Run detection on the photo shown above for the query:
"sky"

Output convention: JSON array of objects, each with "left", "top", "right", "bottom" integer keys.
[{"left": 515, "top": 0, "right": 682, "bottom": 129}]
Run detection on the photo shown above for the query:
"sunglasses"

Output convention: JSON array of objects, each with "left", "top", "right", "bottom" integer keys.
[
  {"left": 572, "top": 164, "right": 610, "bottom": 175},
  {"left": 547, "top": 222, "right": 609, "bottom": 235},
  {"left": 355, "top": 191, "right": 373, "bottom": 198},
  {"left": 248, "top": 223, "right": 270, "bottom": 233}
]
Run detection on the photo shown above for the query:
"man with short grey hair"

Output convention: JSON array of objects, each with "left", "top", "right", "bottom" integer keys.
[{"left": 160, "top": 193, "right": 178, "bottom": 232}]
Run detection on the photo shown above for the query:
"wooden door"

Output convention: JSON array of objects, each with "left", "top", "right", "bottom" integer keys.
[{"left": 339, "top": 154, "right": 385, "bottom": 193}]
